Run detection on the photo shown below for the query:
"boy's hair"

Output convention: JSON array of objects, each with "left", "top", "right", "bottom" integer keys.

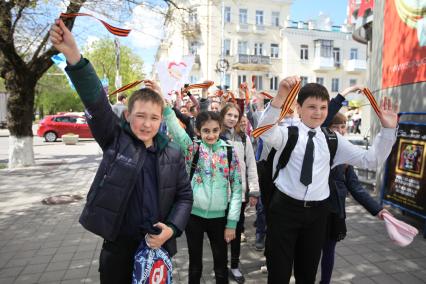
[
  {"left": 189, "top": 105, "right": 197, "bottom": 113},
  {"left": 330, "top": 112, "right": 347, "bottom": 125},
  {"left": 297, "top": 83, "right": 330, "bottom": 106},
  {"left": 118, "top": 94, "right": 127, "bottom": 102},
  {"left": 128, "top": 88, "right": 164, "bottom": 114},
  {"left": 195, "top": 111, "right": 221, "bottom": 131}
]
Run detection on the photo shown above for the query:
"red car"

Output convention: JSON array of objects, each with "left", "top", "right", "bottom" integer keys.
[{"left": 37, "top": 114, "right": 93, "bottom": 142}]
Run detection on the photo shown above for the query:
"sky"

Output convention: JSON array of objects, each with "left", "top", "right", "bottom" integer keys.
[{"left": 69, "top": 0, "right": 350, "bottom": 76}]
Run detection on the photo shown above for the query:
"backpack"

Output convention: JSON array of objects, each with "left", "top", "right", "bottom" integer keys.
[
  {"left": 132, "top": 240, "right": 173, "bottom": 284},
  {"left": 190, "top": 141, "right": 233, "bottom": 180},
  {"left": 257, "top": 126, "right": 337, "bottom": 212}
]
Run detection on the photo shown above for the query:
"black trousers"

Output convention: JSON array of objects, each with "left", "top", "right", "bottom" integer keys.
[
  {"left": 99, "top": 237, "right": 139, "bottom": 284},
  {"left": 265, "top": 190, "right": 329, "bottom": 284},
  {"left": 230, "top": 202, "right": 247, "bottom": 268},
  {"left": 185, "top": 214, "right": 228, "bottom": 284}
]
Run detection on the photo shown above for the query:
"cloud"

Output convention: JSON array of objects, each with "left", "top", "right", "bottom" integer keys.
[{"left": 126, "top": 4, "right": 166, "bottom": 49}]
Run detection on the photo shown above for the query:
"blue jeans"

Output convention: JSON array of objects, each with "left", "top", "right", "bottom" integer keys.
[{"left": 255, "top": 196, "right": 266, "bottom": 239}]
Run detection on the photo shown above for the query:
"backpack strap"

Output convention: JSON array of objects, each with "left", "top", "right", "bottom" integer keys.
[
  {"left": 321, "top": 127, "right": 338, "bottom": 166},
  {"left": 272, "top": 126, "right": 299, "bottom": 181},
  {"left": 190, "top": 141, "right": 202, "bottom": 180},
  {"left": 226, "top": 144, "right": 233, "bottom": 172}
]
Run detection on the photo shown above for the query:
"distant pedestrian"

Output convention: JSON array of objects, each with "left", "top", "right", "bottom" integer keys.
[{"left": 111, "top": 94, "right": 127, "bottom": 119}]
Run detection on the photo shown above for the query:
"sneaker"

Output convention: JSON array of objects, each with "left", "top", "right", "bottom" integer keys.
[
  {"left": 229, "top": 268, "right": 245, "bottom": 284},
  {"left": 240, "top": 233, "right": 247, "bottom": 243},
  {"left": 255, "top": 235, "right": 265, "bottom": 251},
  {"left": 260, "top": 264, "right": 268, "bottom": 274}
]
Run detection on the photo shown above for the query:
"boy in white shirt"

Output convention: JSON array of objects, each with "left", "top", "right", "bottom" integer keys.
[{"left": 258, "top": 76, "right": 398, "bottom": 284}]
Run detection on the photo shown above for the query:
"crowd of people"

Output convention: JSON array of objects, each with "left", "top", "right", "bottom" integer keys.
[{"left": 50, "top": 18, "right": 399, "bottom": 284}]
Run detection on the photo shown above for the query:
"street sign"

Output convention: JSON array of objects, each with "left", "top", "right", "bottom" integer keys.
[{"left": 216, "top": 59, "right": 229, "bottom": 72}]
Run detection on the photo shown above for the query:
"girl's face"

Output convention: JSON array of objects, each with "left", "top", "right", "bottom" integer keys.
[
  {"left": 223, "top": 107, "right": 240, "bottom": 129},
  {"left": 199, "top": 119, "right": 221, "bottom": 145}
]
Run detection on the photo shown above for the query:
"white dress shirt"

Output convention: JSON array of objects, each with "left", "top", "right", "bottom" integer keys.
[{"left": 258, "top": 105, "right": 397, "bottom": 201}]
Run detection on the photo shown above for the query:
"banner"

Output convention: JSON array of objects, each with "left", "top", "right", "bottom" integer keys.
[
  {"left": 382, "top": 121, "right": 426, "bottom": 218},
  {"left": 382, "top": 0, "right": 426, "bottom": 89},
  {"left": 155, "top": 56, "right": 194, "bottom": 100}
]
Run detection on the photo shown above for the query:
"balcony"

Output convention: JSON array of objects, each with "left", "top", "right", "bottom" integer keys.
[
  {"left": 233, "top": 54, "right": 271, "bottom": 71},
  {"left": 182, "top": 22, "right": 201, "bottom": 38},
  {"left": 312, "top": 56, "right": 336, "bottom": 72},
  {"left": 345, "top": 59, "right": 367, "bottom": 73},
  {"left": 237, "top": 23, "right": 250, "bottom": 33},
  {"left": 253, "top": 25, "right": 266, "bottom": 34}
]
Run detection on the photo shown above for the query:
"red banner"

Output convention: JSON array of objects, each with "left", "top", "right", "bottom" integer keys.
[{"left": 382, "top": 0, "right": 426, "bottom": 89}]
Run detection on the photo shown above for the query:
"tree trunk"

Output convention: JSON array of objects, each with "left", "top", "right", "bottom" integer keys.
[{"left": 5, "top": 71, "right": 37, "bottom": 168}]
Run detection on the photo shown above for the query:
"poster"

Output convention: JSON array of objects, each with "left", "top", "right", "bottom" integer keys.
[
  {"left": 155, "top": 56, "right": 194, "bottom": 100},
  {"left": 382, "top": 0, "right": 426, "bottom": 89},
  {"left": 383, "top": 122, "right": 426, "bottom": 217}
]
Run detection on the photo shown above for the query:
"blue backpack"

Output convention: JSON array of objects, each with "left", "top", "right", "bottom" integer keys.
[{"left": 132, "top": 240, "right": 173, "bottom": 284}]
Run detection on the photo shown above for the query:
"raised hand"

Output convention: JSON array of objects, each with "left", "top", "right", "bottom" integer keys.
[
  {"left": 378, "top": 96, "right": 399, "bottom": 128},
  {"left": 49, "top": 19, "right": 81, "bottom": 65},
  {"left": 271, "top": 76, "right": 300, "bottom": 108},
  {"left": 340, "top": 85, "right": 364, "bottom": 97}
]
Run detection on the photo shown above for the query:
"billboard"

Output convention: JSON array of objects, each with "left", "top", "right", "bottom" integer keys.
[
  {"left": 382, "top": 0, "right": 426, "bottom": 89},
  {"left": 382, "top": 121, "right": 426, "bottom": 218}
]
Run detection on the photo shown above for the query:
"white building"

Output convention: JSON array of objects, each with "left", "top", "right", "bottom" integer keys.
[{"left": 154, "top": 0, "right": 367, "bottom": 98}]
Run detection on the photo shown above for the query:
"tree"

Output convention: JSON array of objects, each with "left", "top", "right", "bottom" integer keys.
[{"left": 83, "top": 38, "right": 144, "bottom": 101}]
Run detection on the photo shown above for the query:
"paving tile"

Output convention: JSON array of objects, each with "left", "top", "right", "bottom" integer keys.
[
  {"left": 370, "top": 274, "right": 402, "bottom": 284},
  {"left": 62, "top": 267, "right": 89, "bottom": 280},
  {"left": 20, "top": 263, "right": 48, "bottom": 274},
  {"left": 45, "top": 261, "right": 70, "bottom": 272},
  {"left": 13, "top": 273, "right": 41, "bottom": 283},
  {"left": 38, "top": 268, "right": 66, "bottom": 282}
]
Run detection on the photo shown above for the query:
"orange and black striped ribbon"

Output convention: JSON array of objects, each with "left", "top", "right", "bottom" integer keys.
[
  {"left": 252, "top": 81, "right": 301, "bottom": 138},
  {"left": 60, "top": 13, "right": 131, "bottom": 37},
  {"left": 362, "top": 88, "right": 381, "bottom": 116},
  {"left": 108, "top": 80, "right": 143, "bottom": 97},
  {"left": 259, "top": 91, "right": 273, "bottom": 99},
  {"left": 182, "top": 81, "right": 214, "bottom": 93}
]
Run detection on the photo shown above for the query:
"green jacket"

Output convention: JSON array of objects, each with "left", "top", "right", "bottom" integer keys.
[{"left": 163, "top": 107, "right": 242, "bottom": 229}]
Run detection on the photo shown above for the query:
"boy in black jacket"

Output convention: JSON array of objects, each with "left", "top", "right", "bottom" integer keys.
[{"left": 50, "top": 19, "right": 193, "bottom": 283}]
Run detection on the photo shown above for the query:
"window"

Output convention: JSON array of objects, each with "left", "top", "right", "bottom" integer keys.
[
  {"left": 254, "top": 76, "right": 263, "bottom": 90},
  {"left": 189, "top": 9, "right": 198, "bottom": 23},
  {"left": 190, "top": 75, "right": 198, "bottom": 84},
  {"left": 238, "top": 41, "right": 248, "bottom": 55},
  {"left": 316, "top": 77, "right": 324, "bottom": 85},
  {"left": 300, "top": 76, "right": 308, "bottom": 86},
  {"left": 223, "top": 39, "right": 231, "bottom": 56},
  {"left": 225, "top": 74, "right": 231, "bottom": 87},
  {"left": 239, "top": 9, "right": 248, "bottom": 24},
  {"left": 300, "top": 45, "right": 309, "bottom": 60},
  {"left": 55, "top": 116, "right": 75, "bottom": 123},
  {"left": 254, "top": 43, "right": 263, "bottom": 55},
  {"left": 315, "top": 40, "right": 333, "bottom": 57},
  {"left": 189, "top": 41, "right": 198, "bottom": 55},
  {"left": 271, "top": 43, "right": 279, "bottom": 58},
  {"left": 332, "top": 78, "right": 339, "bottom": 92},
  {"left": 272, "top": 11, "right": 280, "bottom": 27},
  {"left": 350, "top": 48, "right": 358, "bottom": 60},
  {"left": 256, "top": 10, "right": 264, "bottom": 26},
  {"left": 224, "top": 7, "right": 231, "bottom": 23},
  {"left": 349, "top": 79, "right": 357, "bottom": 86},
  {"left": 238, "top": 75, "right": 247, "bottom": 86},
  {"left": 333, "top": 47, "right": 340, "bottom": 66},
  {"left": 270, "top": 76, "right": 279, "bottom": 90}
]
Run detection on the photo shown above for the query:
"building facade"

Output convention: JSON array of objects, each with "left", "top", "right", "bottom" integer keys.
[{"left": 154, "top": 0, "right": 367, "bottom": 99}]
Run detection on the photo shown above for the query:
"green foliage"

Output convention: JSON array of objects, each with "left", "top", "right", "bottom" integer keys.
[
  {"left": 35, "top": 66, "right": 84, "bottom": 117},
  {"left": 83, "top": 38, "right": 145, "bottom": 101}
]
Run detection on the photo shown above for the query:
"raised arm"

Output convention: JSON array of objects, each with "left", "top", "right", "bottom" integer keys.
[{"left": 50, "top": 19, "right": 117, "bottom": 149}]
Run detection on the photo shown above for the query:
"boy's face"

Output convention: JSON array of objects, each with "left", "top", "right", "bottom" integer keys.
[
  {"left": 330, "top": 123, "right": 347, "bottom": 136},
  {"left": 297, "top": 97, "right": 328, "bottom": 129},
  {"left": 127, "top": 100, "right": 162, "bottom": 147},
  {"left": 197, "top": 120, "right": 221, "bottom": 145}
]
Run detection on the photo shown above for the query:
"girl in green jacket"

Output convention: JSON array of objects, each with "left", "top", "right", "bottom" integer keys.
[{"left": 163, "top": 107, "right": 242, "bottom": 284}]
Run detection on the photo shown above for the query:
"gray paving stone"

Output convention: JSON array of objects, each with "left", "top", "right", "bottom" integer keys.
[
  {"left": 391, "top": 272, "right": 425, "bottom": 284},
  {"left": 38, "top": 270, "right": 66, "bottom": 282},
  {"left": 0, "top": 266, "right": 24, "bottom": 277},
  {"left": 13, "top": 272, "right": 41, "bottom": 283},
  {"left": 62, "top": 267, "right": 89, "bottom": 280},
  {"left": 351, "top": 277, "right": 376, "bottom": 284},
  {"left": 20, "top": 263, "right": 48, "bottom": 274},
  {"left": 370, "top": 274, "right": 402, "bottom": 284},
  {"left": 45, "top": 261, "right": 70, "bottom": 272}
]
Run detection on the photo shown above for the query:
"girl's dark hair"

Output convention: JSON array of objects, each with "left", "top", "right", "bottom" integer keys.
[
  {"left": 297, "top": 83, "right": 330, "bottom": 106},
  {"left": 195, "top": 111, "right": 221, "bottom": 131},
  {"left": 219, "top": 103, "right": 243, "bottom": 136}
]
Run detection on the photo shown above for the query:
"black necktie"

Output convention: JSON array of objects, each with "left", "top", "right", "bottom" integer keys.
[{"left": 300, "top": 130, "right": 316, "bottom": 186}]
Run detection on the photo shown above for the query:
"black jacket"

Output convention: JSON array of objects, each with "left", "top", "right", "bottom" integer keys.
[{"left": 66, "top": 58, "right": 193, "bottom": 256}]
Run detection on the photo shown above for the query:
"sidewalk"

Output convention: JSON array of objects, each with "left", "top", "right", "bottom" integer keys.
[{"left": 0, "top": 141, "right": 425, "bottom": 283}]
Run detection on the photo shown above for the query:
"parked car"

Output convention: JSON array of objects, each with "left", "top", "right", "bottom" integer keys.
[{"left": 37, "top": 114, "right": 93, "bottom": 142}]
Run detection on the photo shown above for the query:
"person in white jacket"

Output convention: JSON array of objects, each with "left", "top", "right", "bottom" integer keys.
[{"left": 220, "top": 103, "right": 259, "bottom": 284}]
